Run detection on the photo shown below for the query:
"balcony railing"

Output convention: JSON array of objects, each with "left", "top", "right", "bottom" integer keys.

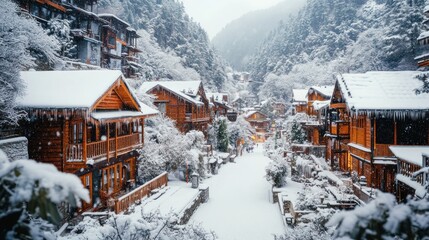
[
  {"left": 67, "top": 133, "right": 142, "bottom": 161},
  {"left": 184, "top": 112, "right": 210, "bottom": 122},
  {"left": 398, "top": 161, "right": 425, "bottom": 186},
  {"left": 114, "top": 172, "right": 168, "bottom": 214}
]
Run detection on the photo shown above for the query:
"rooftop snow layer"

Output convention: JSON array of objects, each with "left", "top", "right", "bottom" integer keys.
[
  {"left": 17, "top": 70, "right": 123, "bottom": 109},
  {"left": 389, "top": 146, "right": 429, "bottom": 167},
  {"left": 337, "top": 71, "right": 429, "bottom": 112},
  {"left": 98, "top": 13, "right": 130, "bottom": 26},
  {"left": 309, "top": 85, "right": 334, "bottom": 98},
  {"left": 292, "top": 89, "right": 308, "bottom": 102},
  {"left": 140, "top": 81, "right": 204, "bottom": 105}
]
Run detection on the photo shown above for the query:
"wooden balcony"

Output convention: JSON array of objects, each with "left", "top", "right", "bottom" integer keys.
[
  {"left": 330, "top": 102, "right": 346, "bottom": 109},
  {"left": 66, "top": 133, "right": 142, "bottom": 161},
  {"left": 330, "top": 121, "right": 350, "bottom": 138},
  {"left": 114, "top": 172, "right": 168, "bottom": 214},
  {"left": 185, "top": 112, "right": 210, "bottom": 122},
  {"left": 398, "top": 161, "right": 424, "bottom": 184}
]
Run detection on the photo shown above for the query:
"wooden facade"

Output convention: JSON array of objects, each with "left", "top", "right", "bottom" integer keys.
[
  {"left": 326, "top": 75, "right": 429, "bottom": 196},
  {"left": 143, "top": 82, "right": 211, "bottom": 134},
  {"left": 245, "top": 111, "right": 270, "bottom": 143},
  {"left": 18, "top": 70, "right": 157, "bottom": 212}
]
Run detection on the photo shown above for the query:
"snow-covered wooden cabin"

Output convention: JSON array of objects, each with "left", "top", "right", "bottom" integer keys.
[
  {"left": 389, "top": 146, "right": 429, "bottom": 201},
  {"left": 98, "top": 14, "right": 142, "bottom": 78},
  {"left": 328, "top": 71, "right": 429, "bottom": 195},
  {"left": 292, "top": 89, "right": 308, "bottom": 114},
  {"left": 244, "top": 111, "right": 270, "bottom": 143},
  {"left": 415, "top": 5, "right": 429, "bottom": 67},
  {"left": 207, "top": 92, "right": 237, "bottom": 121},
  {"left": 140, "top": 81, "right": 211, "bottom": 134},
  {"left": 306, "top": 86, "right": 334, "bottom": 116},
  {"left": 16, "top": 70, "right": 158, "bottom": 210}
]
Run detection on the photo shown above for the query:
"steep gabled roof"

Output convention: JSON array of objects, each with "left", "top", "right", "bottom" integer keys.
[
  {"left": 336, "top": 71, "right": 429, "bottom": 116},
  {"left": 140, "top": 81, "right": 204, "bottom": 105},
  {"left": 18, "top": 70, "right": 124, "bottom": 109},
  {"left": 292, "top": 89, "right": 308, "bottom": 102},
  {"left": 308, "top": 86, "right": 334, "bottom": 99}
]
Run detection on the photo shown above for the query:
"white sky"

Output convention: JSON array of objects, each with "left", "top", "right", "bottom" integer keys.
[{"left": 180, "top": 0, "right": 285, "bottom": 39}]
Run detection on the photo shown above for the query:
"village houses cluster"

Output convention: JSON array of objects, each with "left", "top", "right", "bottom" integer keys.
[{"left": 2, "top": 0, "right": 429, "bottom": 235}]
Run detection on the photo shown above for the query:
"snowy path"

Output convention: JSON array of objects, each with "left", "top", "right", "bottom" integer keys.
[{"left": 190, "top": 145, "right": 285, "bottom": 240}]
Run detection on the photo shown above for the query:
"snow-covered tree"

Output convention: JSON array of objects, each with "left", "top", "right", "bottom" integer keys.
[
  {"left": 327, "top": 191, "right": 429, "bottom": 240},
  {"left": 47, "top": 18, "right": 76, "bottom": 59},
  {"left": 227, "top": 115, "right": 255, "bottom": 148},
  {"left": 265, "top": 150, "right": 289, "bottom": 187},
  {"left": 0, "top": 0, "right": 59, "bottom": 124},
  {"left": 138, "top": 116, "right": 206, "bottom": 182},
  {"left": 0, "top": 150, "right": 89, "bottom": 240},
  {"left": 216, "top": 118, "right": 229, "bottom": 152},
  {"left": 290, "top": 120, "right": 307, "bottom": 144}
]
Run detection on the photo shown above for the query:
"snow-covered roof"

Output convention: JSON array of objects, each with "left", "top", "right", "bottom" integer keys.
[
  {"left": 313, "top": 100, "right": 330, "bottom": 111},
  {"left": 207, "top": 92, "right": 228, "bottom": 104},
  {"left": 91, "top": 111, "right": 146, "bottom": 120},
  {"left": 418, "top": 31, "right": 429, "bottom": 41},
  {"left": 292, "top": 89, "right": 308, "bottom": 102},
  {"left": 336, "top": 71, "right": 429, "bottom": 115},
  {"left": 244, "top": 110, "right": 257, "bottom": 118},
  {"left": 308, "top": 85, "right": 334, "bottom": 98},
  {"left": 424, "top": 5, "right": 429, "bottom": 13},
  {"left": 17, "top": 70, "right": 123, "bottom": 109},
  {"left": 389, "top": 146, "right": 429, "bottom": 167},
  {"left": 98, "top": 13, "right": 130, "bottom": 26},
  {"left": 140, "top": 102, "right": 159, "bottom": 116},
  {"left": 140, "top": 81, "right": 204, "bottom": 105}
]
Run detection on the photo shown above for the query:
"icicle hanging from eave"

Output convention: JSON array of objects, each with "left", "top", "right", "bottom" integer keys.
[
  {"left": 26, "top": 108, "right": 88, "bottom": 121},
  {"left": 351, "top": 108, "right": 429, "bottom": 121}
]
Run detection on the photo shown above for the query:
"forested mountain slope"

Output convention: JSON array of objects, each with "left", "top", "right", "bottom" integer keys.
[
  {"left": 99, "top": 0, "right": 230, "bottom": 91},
  {"left": 212, "top": 0, "right": 306, "bottom": 70},
  {"left": 248, "top": 0, "right": 425, "bottom": 100}
]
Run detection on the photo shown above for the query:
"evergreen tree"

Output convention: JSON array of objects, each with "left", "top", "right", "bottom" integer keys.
[
  {"left": 290, "top": 120, "right": 306, "bottom": 144},
  {"left": 217, "top": 118, "right": 229, "bottom": 152}
]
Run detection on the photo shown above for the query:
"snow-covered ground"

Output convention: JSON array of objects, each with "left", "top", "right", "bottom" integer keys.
[{"left": 190, "top": 145, "right": 286, "bottom": 240}]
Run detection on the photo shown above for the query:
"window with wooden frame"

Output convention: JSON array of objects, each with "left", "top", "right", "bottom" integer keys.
[{"left": 70, "top": 122, "right": 84, "bottom": 144}]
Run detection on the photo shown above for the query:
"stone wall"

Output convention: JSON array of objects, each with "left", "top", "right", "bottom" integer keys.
[{"left": 178, "top": 186, "right": 209, "bottom": 224}]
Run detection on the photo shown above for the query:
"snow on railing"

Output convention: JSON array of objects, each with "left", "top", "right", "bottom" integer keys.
[{"left": 114, "top": 172, "right": 168, "bottom": 214}]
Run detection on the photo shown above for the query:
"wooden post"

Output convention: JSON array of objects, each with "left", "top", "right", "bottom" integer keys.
[
  {"left": 83, "top": 119, "right": 87, "bottom": 161},
  {"left": 107, "top": 123, "right": 110, "bottom": 163},
  {"left": 115, "top": 122, "right": 118, "bottom": 158}
]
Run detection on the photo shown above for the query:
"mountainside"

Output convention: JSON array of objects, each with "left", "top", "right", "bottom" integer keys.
[
  {"left": 98, "top": 0, "right": 230, "bottom": 91},
  {"left": 212, "top": 0, "right": 307, "bottom": 70},
  {"left": 248, "top": 0, "right": 425, "bottom": 100}
]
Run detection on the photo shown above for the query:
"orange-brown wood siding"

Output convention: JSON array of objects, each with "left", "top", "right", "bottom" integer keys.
[{"left": 27, "top": 119, "right": 64, "bottom": 171}]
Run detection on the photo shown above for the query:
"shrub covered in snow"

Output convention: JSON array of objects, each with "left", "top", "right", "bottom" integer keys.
[
  {"left": 265, "top": 151, "right": 289, "bottom": 187},
  {"left": 61, "top": 211, "right": 216, "bottom": 240},
  {"left": 227, "top": 115, "right": 254, "bottom": 148},
  {"left": 0, "top": 150, "right": 89, "bottom": 240},
  {"left": 327, "top": 191, "right": 429, "bottom": 240},
  {"left": 138, "top": 116, "right": 207, "bottom": 182}
]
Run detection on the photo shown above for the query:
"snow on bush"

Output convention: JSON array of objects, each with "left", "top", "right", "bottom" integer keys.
[
  {"left": 265, "top": 149, "right": 289, "bottom": 187},
  {"left": 327, "top": 191, "right": 429, "bottom": 240},
  {"left": 227, "top": 115, "right": 254, "bottom": 148},
  {"left": 138, "top": 116, "right": 207, "bottom": 182},
  {"left": 0, "top": 150, "right": 89, "bottom": 240},
  {"left": 62, "top": 211, "right": 216, "bottom": 240}
]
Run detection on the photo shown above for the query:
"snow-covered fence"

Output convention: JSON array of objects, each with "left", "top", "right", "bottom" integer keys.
[{"left": 114, "top": 172, "right": 168, "bottom": 214}]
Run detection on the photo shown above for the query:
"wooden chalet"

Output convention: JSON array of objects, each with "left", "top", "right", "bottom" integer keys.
[
  {"left": 292, "top": 89, "right": 308, "bottom": 114},
  {"left": 306, "top": 86, "right": 333, "bottom": 116},
  {"left": 140, "top": 81, "right": 211, "bottom": 134},
  {"left": 303, "top": 100, "right": 330, "bottom": 146},
  {"left": 99, "top": 14, "right": 142, "bottom": 77},
  {"left": 327, "top": 71, "right": 429, "bottom": 195},
  {"left": 16, "top": 70, "right": 158, "bottom": 211},
  {"left": 390, "top": 146, "right": 429, "bottom": 201},
  {"left": 415, "top": 5, "right": 429, "bottom": 67},
  {"left": 207, "top": 92, "right": 237, "bottom": 121},
  {"left": 244, "top": 111, "right": 270, "bottom": 143}
]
